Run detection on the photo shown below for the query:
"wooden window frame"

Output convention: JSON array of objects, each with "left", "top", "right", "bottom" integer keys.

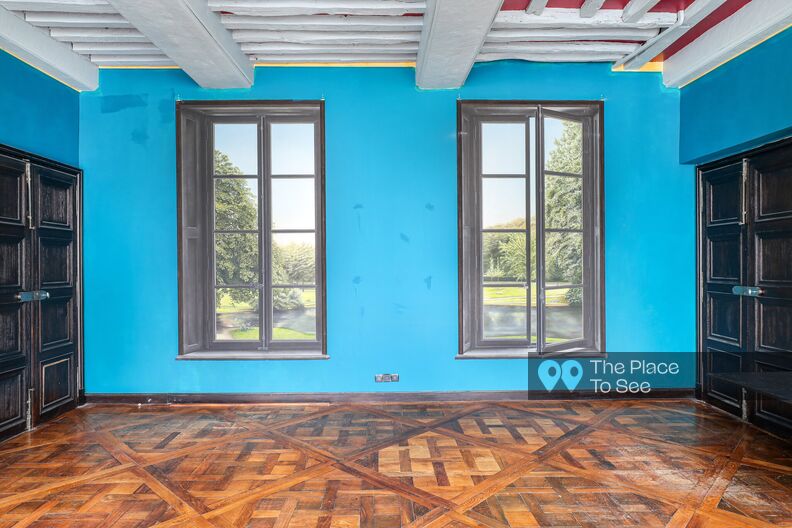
[
  {"left": 457, "top": 101, "right": 605, "bottom": 359},
  {"left": 177, "top": 101, "right": 327, "bottom": 360}
]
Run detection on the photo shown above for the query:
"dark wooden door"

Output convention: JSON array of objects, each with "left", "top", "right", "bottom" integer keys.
[
  {"left": 699, "top": 138, "right": 792, "bottom": 433},
  {"left": 31, "top": 164, "right": 81, "bottom": 423},
  {"left": 0, "top": 154, "right": 32, "bottom": 439},
  {"left": 0, "top": 147, "right": 81, "bottom": 442}
]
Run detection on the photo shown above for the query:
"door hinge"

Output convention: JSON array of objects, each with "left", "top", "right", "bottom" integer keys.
[{"left": 26, "top": 388, "right": 35, "bottom": 431}]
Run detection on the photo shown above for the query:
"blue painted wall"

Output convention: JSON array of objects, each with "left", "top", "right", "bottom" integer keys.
[
  {"left": 680, "top": 27, "right": 792, "bottom": 164},
  {"left": 0, "top": 50, "right": 79, "bottom": 166},
  {"left": 79, "top": 62, "right": 694, "bottom": 393}
]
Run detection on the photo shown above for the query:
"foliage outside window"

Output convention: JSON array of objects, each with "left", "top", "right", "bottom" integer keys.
[
  {"left": 459, "top": 102, "right": 603, "bottom": 357},
  {"left": 178, "top": 103, "right": 324, "bottom": 359}
]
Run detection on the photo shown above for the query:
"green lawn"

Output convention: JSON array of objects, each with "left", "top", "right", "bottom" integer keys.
[
  {"left": 230, "top": 327, "right": 314, "bottom": 340},
  {"left": 483, "top": 284, "right": 569, "bottom": 307}
]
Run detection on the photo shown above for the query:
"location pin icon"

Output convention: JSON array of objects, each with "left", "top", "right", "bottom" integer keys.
[
  {"left": 561, "top": 360, "right": 583, "bottom": 391},
  {"left": 537, "top": 360, "right": 562, "bottom": 392}
]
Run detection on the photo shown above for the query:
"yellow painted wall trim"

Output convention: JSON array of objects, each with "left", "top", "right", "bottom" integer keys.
[
  {"left": 0, "top": 45, "right": 83, "bottom": 91},
  {"left": 254, "top": 61, "right": 416, "bottom": 68},
  {"left": 679, "top": 22, "right": 792, "bottom": 88},
  {"left": 611, "top": 61, "right": 663, "bottom": 73},
  {"left": 99, "top": 65, "right": 180, "bottom": 70}
]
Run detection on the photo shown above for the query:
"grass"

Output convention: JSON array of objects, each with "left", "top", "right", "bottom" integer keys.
[
  {"left": 217, "top": 289, "right": 316, "bottom": 312},
  {"left": 483, "top": 284, "right": 570, "bottom": 307},
  {"left": 230, "top": 326, "right": 315, "bottom": 340}
]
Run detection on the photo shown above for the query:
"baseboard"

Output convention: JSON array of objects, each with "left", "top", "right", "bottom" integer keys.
[{"left": 83, "top": 388, "right": 694, "bottom": 405}]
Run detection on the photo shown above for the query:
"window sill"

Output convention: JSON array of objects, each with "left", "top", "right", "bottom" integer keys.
[
  {"left": 457, "top": 347, "right": 604, "bottom": 359},
  {"left": 177, "top": 350, "right": 328, "bottom": 361}
]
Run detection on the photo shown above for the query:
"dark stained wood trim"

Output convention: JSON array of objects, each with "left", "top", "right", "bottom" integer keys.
[
  {"left": 83, "top": 389, "right": 693, "bottom": 404},
  {"left": 456, "top": 100, "right": 606, "bottom": 357}
]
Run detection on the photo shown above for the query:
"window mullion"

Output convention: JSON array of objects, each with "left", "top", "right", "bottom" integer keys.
[{"left": 259, "top": 115, "right": 270, "bottom": 350}]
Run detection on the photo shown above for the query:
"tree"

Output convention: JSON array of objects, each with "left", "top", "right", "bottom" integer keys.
[{"left": 545, "top": 121, "right": 583, "bottom": 305}]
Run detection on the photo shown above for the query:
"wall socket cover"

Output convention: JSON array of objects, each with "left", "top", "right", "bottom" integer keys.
[{"left": 375, "top": 374, "right": 399, "bottom": 382}]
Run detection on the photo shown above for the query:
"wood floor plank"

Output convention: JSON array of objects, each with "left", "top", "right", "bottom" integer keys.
[{"left": 0, "top": 399, "right": 789, "bottom": 527}]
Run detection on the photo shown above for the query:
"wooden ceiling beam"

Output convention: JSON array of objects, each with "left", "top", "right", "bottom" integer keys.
[
  {"left": 580, "top": 0, "right": 607, "bottom": 18},
  {"left": 622, "top": 0, "right": 662, "bottom": 23}
]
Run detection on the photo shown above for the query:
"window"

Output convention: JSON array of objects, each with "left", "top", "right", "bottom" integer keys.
[
  {"left": 177, "top": 102, "right": 325, "bottom": 359},
  {"left": 458, "top": 102, "right": 603, "bottom": 357}
]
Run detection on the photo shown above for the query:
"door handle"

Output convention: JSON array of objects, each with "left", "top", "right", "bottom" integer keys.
[
  {"left": 732, "top": 286, "right": 764, "bottom": 297},
  {"left": 16, "top": 290, "right": 50, "bottom": 302}
]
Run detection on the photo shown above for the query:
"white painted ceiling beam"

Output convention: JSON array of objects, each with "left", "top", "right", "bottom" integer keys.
[
  {"left": 49, "top": 27, "right": 147, "bottom": 42},
  {"left": 221, "top": 14, "right": 422, "bottom": 31},
  {"left": 252, "top": 53, "right": 415, "bottom": 62},
  {"left": 232, "top": 30, "right": 420, "bottom": 44},
  {"left": 241, "top": 43, "right": 418, "bottom": 53},
  {"left": 23, "top": 12, "right": 130, "bottom": 27},
  {"left": 617, "top": 0, "right": 726, "bottom": 70},
  {"left": 663, "top": 0, "right": 792, "bottom": 87},
  {"left": 71, "top": 41, "right": 160, "bottom": 54},
  {"left": 487, "top": 27, "right": 659, "bottom": 42},
  {"left": 0, "top": 4, "right": 97, "bottom": 89},
  {"left": 494, "top": 8, "right": 676, "bottom": 29},
  {"left": 526, "top": 0, "right": 549, "bottom": 16},
  {"left": 209, "top": 0, "right": 425, "bottom": 16},
  {"left": 482, "top": 41, "right": 639, "bottom": 54},
  {"left": 622, "top": 0, "right": 662, "bottom": 23},
  {"left": 580, "top": 0, "right": 606, "bottom": 18},
  {"left": 90, "top": 54, "right": 174, "bottom": 66},
  {"left": 0, "top": 0, "right": 115, "bottom": 13},
  {"left": 106, "top": 0, "right": 253, "bottom": 88},
  {"left": 478, "top": 51, "right": 626, "bottom": 61},
  {"left": 416, "top": 0, "right": 503, "bottom": 89}
]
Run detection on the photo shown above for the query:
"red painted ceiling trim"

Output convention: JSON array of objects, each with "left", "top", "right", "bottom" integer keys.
[
  {"left": 660, "top": 0, "right": 752, "bottom": 59},
  {"left": 501, "top": 0, "right": 695, "bottom": 11}
]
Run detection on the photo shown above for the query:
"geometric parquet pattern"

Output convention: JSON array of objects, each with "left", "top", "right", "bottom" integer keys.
[{"left": 0, "top": 399, "right": 790, "bottom": 527}]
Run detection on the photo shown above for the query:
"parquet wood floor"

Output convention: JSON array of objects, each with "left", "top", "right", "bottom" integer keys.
[{"left": 0, "top": 399, "right": 790, "bottom": 527}]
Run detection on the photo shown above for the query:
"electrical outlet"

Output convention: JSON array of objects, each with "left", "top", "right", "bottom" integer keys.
[{"left": 375, "top": 374, "right": 399, "bottom": 382}]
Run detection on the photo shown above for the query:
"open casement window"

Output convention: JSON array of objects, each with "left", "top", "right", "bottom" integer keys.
[
  {"left": 178, "top": 102, "right": 325, "bottom": 359},
  {"left": 459, "top": 102, "right": 603, "bottom": 358}
]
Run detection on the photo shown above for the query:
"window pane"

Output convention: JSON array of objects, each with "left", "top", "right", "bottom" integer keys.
[
  {"left": 545, "top": 175, "right": 582, "bottom": 230},
  {"left": 216, "top": 288, "right": 259, "bottom": 340},
  {"left": 482, "top": 123, "right": 526, "bottom": 175},
  {"left": 215, "top": 178, "right": 258, "bottom": 230},
  {"left": 214, "top": 124, "right": 258, "bottom": 175},
  {"left": 482, "top": 232, "right": 525, "bottom": 284},
  {"left": 482, "top": 178, "right": 526, "bottom": 229},
  {"left": 271, "top": 123, "right": 314, "bottom": 175},
  {"left": 272, "top": 233, "right": 315, "bottom": 286},
  {"left": 544, "top": 117, "right": 582, "bottom": 174},
  {"left": 215, "top": 233, "right": 259, "bottom": 286},
  {"left": 272, "top": 287, "right": 316, "bottom": 340},
  {"left": 545, "top": 232, "right": 583, "bottom": 287},
  {"left": 483, "top": 286, "right": 527, "bottom": 340},
  {"left": 546, "top": 300, "right": 583, "bottom": 344},
  {"left": 272, "top": 178, "right": 315, "bottom": 230}
]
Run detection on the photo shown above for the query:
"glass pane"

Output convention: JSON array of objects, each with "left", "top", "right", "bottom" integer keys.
[
  {"left": 272, "top": 233, "right": 315, "bottom": 286},
  {"left": 272, "top": 178, "right": 315, "bottom": 230},
  {"left": 546, "top": 301, "right": 583, "bottom": 344},
  {"left": 544, "top": 117, "right": 582, "bottom": 174},
  {"left": 483, "top": 286, "right": 527, "bottom": 340},
  {"left": 482, "top": 123, "right": 526, "bottom": 175},
  {"left": 271, "top": 123, "right": 315, "bottom": 175},
  {"left": 214, "top": 178, "right": 258, "bottom": 230},
  {"left": 482, "top": 178, "right": 526, "bottom": 229},
  {"left": 214, "top": 124, "right": 258, "bottom": 175},
  {"left": 272, "top": 287, "right": 316, "bottom": 340},
  {"left": 545, "top": 232, "right": 583, "bottom": 287},
  {"left": 482, "top": 232, "right": 526, "bottom": 284},
  {"left": 215, "top": 233, "right": 259, "bottom": 286},
  {"left": 545, "top": 175, "right": 582, "bottom": 230},
  {"left": 215, "top": 288, "right": 259, "bottom": 340}
]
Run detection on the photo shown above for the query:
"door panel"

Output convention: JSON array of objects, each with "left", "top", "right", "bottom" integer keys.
[
  {"left": 0, "top": 154, "right": 30, "bottom": 439},
  {"left": 700, "top": 139, "right": 792, "bottom": 435},
  {"left": 32, "top": 164, "right": 79, "bottom": 423}
]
